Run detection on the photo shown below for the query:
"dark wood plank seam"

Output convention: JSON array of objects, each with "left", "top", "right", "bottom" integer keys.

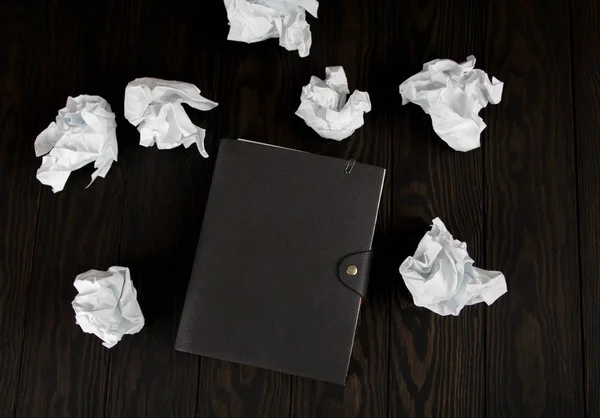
[
  {"left": 12, "top": 186, "right": 41, "bottom": 418},
  {"left": 376, "top": 38, "right": 393, "bottom": 418},
  {"left": 288, "top": 369, "right": 294, "bottom": 417},
  {"left": 193, "top": 360, "right": 202, "bottom": 418},
  {"left": 101, "top": 177, "right": 129, "bottom": 418},
  {"left": 12, "top": 187, "right": 42, "bottom": 418},
  {"left": 482, "top": 1, "right": 491, "bottom": 417},
  {"left": 101, "top": 352, "right": 112, "bottom": 418},
  {"left": 567, "top": 1, "right": 588, "bottom": 416},
  {"left": 482, "top": 135, "right": 489, "bottom": 418},
  {"left": 385, "top": 110, "right": 393, "bottom": 418},
  {"left": 482, "top": 4, "right": 495, "bottom": 415}
]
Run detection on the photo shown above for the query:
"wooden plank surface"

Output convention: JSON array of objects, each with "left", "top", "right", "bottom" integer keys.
[
  {"left": 101, "top": 2, "right": 221, "bottom": 417},
  {"left": 571, "top": 0, "right": 600, "bottom": 416},
  {"left": 16, "top": 175, "right": 125, "bottom": 418},
  {"left": 288, "top": 0, "right": 392, "bottom": 417},
  {"left": 9, "top": 3, "right": 127, "bottom": 417},
  {"left": 0, "top": 6, "right": 41, "bottom": 416},
  {"left": 387, "top": 1, "right": 487, "bottom": 417},
  {"left": 483, "top": 0, "right": 585, "bottom": 416}
]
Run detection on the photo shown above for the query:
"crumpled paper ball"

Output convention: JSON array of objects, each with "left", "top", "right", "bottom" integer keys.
[
  {"left": 295, "top": 66, "right": 371, "bottom": 140},
  {"left": 72, "top": 266, "right": 145, "bottom": 348},
  {"left": 399, "top": 218, "right": 507, "bottom": 316},
  {"left": 34, "top": 95, "right": 118, "bottom": 193},
  {"left": 224, "top": 0, "right": 319, "bottom": 57},
  {"left": 399, "top": 55, "right": 503, "bottom": 152},
  {"left": 124, "top": 77, "right": 218, "bottom": 158}
]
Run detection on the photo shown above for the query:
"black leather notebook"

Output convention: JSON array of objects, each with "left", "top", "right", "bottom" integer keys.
[{"left": 175, "top": 139, "right": 385, "bottom": 384}]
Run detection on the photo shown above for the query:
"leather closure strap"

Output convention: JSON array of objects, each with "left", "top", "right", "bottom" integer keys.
[{"left": 338, "top": 251, "right": 372, "bottom": 298}]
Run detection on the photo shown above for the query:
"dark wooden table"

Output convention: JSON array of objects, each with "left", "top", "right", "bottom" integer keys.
[{"left": 1, "top": 0, "right": 598, "bottom": 417}]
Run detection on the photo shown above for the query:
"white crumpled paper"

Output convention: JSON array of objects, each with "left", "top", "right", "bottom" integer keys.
[
  {"left": 124, "top": 77, "right": 218, "bottom": 158},
  {"left": 72, "top": 266, "right": 144, "bottom": 348},
  {"left": 399, "top": 55, "right": 503, "bottom": 152},
  {"left": 295, "top": 66, "right": 371, "bottom": 140},
  {"left": 399, "top": 218, "right": 507, "bottom": 316},
  {"left": 224, "top": 0, "right": 319, "bottom": 57},
  {"left": 34, "top": 95, "right": 118, "bottom": 193}
]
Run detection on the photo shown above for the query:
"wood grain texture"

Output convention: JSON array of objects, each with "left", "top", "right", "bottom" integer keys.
[
  {"left": 16, "top": 184, "right": 125, "bottom": 418},
  {"left": 387, "top": 1, "right": 487, "bottom": 417},
  {"left": 105, "top": 146, "right": 207, "bottom": 418},
  {"left": 484, "top": 0, "right": 584, "bottom": 416},
  {"left": 570, "top": 0, "right": 599, "bottom": 416},
  {"left": 0, "top": 7, "right": 41, "bottom": 416},
  {"left": 286, "top": 0, "right": 393, "bottom": 417},
  {"left": 101, "top": 1, "right": 222, "bottom": 417},
  {"left": 9, "top": 2, "right": 127, "bottom": 417}
]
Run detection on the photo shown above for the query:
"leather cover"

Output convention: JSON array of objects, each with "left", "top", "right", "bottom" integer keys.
[{"left": 175, "top": 139, "right": 385, "bottom": 384}]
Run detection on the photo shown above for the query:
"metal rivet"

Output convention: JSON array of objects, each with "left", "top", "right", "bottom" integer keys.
[{"left": 346, "top": 265, "right": 358, "bottom": 276}]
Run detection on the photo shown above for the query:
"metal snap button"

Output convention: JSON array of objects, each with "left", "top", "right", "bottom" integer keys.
[{"left": 346, "top": 265, "right": 358, "bottom": 276}]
